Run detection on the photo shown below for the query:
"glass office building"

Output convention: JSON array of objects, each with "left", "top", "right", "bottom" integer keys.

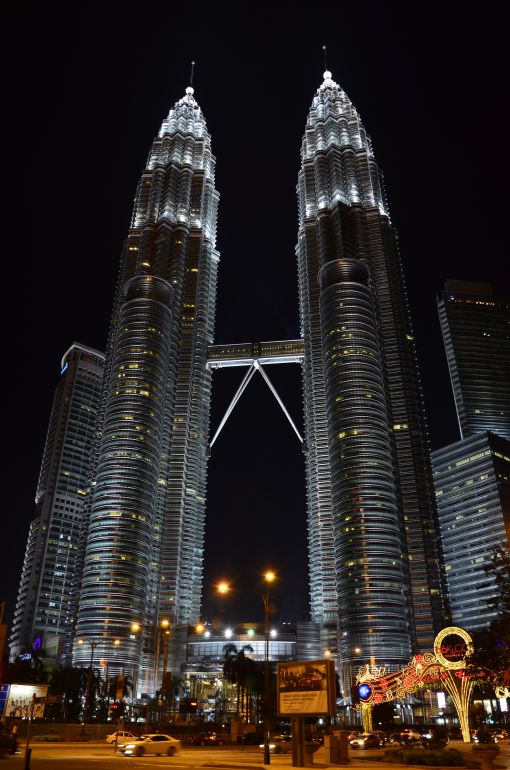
[
  {"left": 10, "top": 344, "right": 105, "bottom": 663},
  {"left": 437, "top": 280, "right": 510, "bottom": 441},
  {"left": 297, "top": 71, "right": 444, "bottom": 678},
  {"left": 432, "top": 432, "right": 510, "bottom": 631}
]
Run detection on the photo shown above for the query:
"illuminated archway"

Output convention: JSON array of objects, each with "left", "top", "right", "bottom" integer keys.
[{"left": 354, "top": 627, "right": 492, "bottom": 742}]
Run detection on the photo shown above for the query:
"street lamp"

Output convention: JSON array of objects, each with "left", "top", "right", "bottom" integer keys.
[
  {"left": 262, "top": 570, "right": 275, "bottom": 766},
  {"left": 216, "top": 571, "right": 276, "bottom": 765},
  {"left": 77, "top": 638, "right": 98, "bottom": 734}
]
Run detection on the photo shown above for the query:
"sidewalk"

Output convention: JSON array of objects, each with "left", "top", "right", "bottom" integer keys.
[{"left": 203, "top": 746, "right": 510, "bottom": 770}]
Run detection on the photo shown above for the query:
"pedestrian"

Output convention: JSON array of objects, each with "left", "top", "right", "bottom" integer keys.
[{"left": 10, "top": 723, "right": 18, "bottom": 754}]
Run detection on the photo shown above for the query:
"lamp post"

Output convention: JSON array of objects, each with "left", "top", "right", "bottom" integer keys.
[
  {"left": 130, "top": 623, "right": 141, "bottom": 707},
  {"left": 216, "top": 570, "right": 276, "bottom": 766},
  {"left": 161, "top": 623, "right": 170, "bottom": 684},
  {"left": 262, "top": 571, "right": 275, "bottom": 766},
  {"left": 77, "top": 638, "right": 98, "bottom": 734}
]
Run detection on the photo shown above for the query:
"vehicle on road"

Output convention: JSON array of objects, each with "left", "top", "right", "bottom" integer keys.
[
  {"left": 106, "top": 731, "right": 135, "bottom": 744},
  {"left": 188, "top": 732, "right": 224, "bottom": 746},
  {"left": 349, "top": 732, "right": 383, "bottom": 749},
  {"left": 399, "top": 728, "right": 421, "bottom": 744},
  {"left": 117, "top": 734, "right": 181, "bottom": 756},
  {"left": 259, "top": 735, "right": 292, "bottom": 753}
]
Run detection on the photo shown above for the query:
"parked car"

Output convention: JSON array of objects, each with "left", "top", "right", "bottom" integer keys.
[
  {"left": 106, "top": 730, "right": 135, "bottom": 744},
  {"left": 189, "top": 732, "right": 224, "bottom": 746},
  {"left": 349, "top": 732, "right": 383, "bottom": 749},
  {"left": 117, "top": 734, "right": 181, "bottom": 756},
  {"left": 259, "top": 735, "right": 292, "bottom": 754}
]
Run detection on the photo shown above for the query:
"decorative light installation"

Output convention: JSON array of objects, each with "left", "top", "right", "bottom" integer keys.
[{"left": 355, "top": 627, "right": 489, "bottom": 743}]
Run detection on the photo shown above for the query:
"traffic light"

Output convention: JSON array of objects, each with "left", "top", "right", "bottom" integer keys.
[
  {"left": 178, "top": 698, "right": 198, "bottom": 714},
  {"left": 110, "top": 700, "right": 125, "bottom": 717}
]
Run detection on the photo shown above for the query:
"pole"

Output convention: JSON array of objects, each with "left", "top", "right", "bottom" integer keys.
[
  {"left": 81, "top": 640, "right": 96, "bottom": 735},
  {"left": 161, "top": 629, "right": 170, "bottom": 726},
  {"left": 23, "top": 694, "right": 36, "bottom": 770},
  {"left": 154, "top": 628, "right": 161, "bottom": 693},
  {"left": 263, "top": 591, "right": 271, "bottom": 765}
]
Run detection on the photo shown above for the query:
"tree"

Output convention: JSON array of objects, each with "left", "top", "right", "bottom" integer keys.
[
  {"left": 48, "top": 666, "right": 87, "bottom": 721},
  {"left": 466, "top": 548, "right": 510, "bottom": 689},
  {"left": 223, "top": 644, "right": 259, "bottom": 721}
]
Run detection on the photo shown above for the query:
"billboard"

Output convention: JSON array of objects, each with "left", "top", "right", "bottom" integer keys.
[
  {"left": 3, "top": 684, "right": 49, "bottom": 719},
  {"left": 277, "top": 659, "right": 336, "bottom": 716}
]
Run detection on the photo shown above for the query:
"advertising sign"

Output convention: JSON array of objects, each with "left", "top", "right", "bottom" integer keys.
[
  {"left": 4, "top": 684, "right": 49, "bottom": 719},
  {"left": 434, "top": 627, "right": 472, "bottom": 670},
  {"left": 277, "top": 659, "right": 336, "bottom": 716}
]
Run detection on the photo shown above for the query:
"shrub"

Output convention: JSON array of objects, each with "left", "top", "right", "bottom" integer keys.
[
  {"left": 472, "top": 745, "right": 499, "bottom": 753},
  {"left": 383, "top": 747, "right": 467, "bottom": 766}
]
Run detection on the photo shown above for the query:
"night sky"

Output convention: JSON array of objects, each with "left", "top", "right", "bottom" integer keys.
[{"left": 3, "top": 3, "right": 507, "bottom": 630}]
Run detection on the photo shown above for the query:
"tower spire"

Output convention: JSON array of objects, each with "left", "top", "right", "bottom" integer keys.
[
  {"left": 322, "top": 44, "right": 332, "bottom": 82},
  {"left": 185, "top": 60, "right": 196, "bottom": 97}
]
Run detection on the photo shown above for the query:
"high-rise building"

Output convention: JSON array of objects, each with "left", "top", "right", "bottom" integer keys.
[
  {"left": 13, "top": 72, "right": 448, "bottom": 697},
  {"left": 437, "top": 280, "right": 510, "bottom": 441},
  {"left": 432, "top": 432, "right": 510, "bottom": 631},
  {"left": 9, "top": 343, "right": 105, "bottom": 663},
  {"left": 297, "top": 71, "right": 445, "bottom": 680},
  {"left": 72, "top": 85, "right": 219, "bottom": 691}
]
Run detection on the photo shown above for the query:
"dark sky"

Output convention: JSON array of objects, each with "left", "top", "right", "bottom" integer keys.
[{"left": 3, "top": 3, "right": 507, "bottom": 630}]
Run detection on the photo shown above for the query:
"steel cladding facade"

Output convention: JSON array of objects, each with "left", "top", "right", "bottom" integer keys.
[
  {"left": 318, "top": 259, "right": 411, "bottom": 668},
  {"left": 73, "top": 88, "right": 220, "bottom": 688},
  {"left": 297, "top": 72, "right": 444, "bottom": 674}
]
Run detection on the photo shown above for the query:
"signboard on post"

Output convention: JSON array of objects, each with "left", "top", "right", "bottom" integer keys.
[
  {"left": 277, "top": 659, "right": 336, "bottom": 716},
  {"left": 3, "top": 684, "right": 49, "bottom": 719}
]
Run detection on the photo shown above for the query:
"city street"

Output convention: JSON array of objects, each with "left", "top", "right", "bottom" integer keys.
[{"left": 4, "top": 741, "right": 510, "bottom": 769}]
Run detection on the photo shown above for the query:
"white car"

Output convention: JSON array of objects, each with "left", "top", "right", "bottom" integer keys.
[
  {"left": 259, "top": 736, "right": 292, "bottom": 754},
  {"left": 106, "top": 731, "right": 136, "bottom": 744},
  {"left": 118, "top": 733, "right": 182, "bottom": 756}
]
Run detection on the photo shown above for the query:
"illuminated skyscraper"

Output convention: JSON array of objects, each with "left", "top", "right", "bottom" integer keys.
[
  {"left": 297, "top": 71, "right": 444, "bottom": 679},
  {"left": 10, "top": 344, "right": 105, "bottom": 663},
  {"left": 73, "top": 85, "right": 219, "bottom": 689},
  {"left": 432, "top": 431, "right": 510, "bottom": 632},
  {"left": 437, "top": 280, "right": 510, "bottom": 441}
]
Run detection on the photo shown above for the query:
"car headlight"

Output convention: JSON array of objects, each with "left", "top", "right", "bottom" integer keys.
[{"left": 125, "top": 743, "right": 136, "bottom": 748}]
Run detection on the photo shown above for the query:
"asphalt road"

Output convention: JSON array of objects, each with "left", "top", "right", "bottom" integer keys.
[
  {"left": 4, "top": 740, "right": 510, "bottom": 770},
  {"left": 3, "top": 744, "right": 273, "bottom": 769}
]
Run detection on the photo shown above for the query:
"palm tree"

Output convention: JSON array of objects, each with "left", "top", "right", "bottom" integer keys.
[{"left": 223, "top": 644, "right": 256, "bottom": 720}]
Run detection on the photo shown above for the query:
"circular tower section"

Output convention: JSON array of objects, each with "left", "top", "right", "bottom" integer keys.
[
  {"left": 74, "top": 275, "right": 173, "bottom": 672},
  {"left": 318, "top": 259, "right": 410, "bottom": 676}
]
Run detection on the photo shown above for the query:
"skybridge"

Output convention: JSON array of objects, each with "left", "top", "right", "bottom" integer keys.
[{"left": 206, "top": 339, "right": 304, "bottom": 453}]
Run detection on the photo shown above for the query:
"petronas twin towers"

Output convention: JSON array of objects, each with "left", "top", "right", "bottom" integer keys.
[{"left": 15, "top": 70, "right": 445, "bottom": 693}]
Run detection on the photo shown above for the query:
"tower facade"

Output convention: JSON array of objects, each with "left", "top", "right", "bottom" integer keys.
[
  {"left": 10, "top": 344, "right": 105, "bottom": 662},
  {"left": 73, "top": 86, "right": 219, "bottom": 688},
  {"left": 297, "top": 71, "right": 444, "bottom": 675},
  {"left": 432, "top": 432, "right": 510, "bottom": 631},
  {"left": 437, "top": 280, "right": 510, "bottom": 441}
]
